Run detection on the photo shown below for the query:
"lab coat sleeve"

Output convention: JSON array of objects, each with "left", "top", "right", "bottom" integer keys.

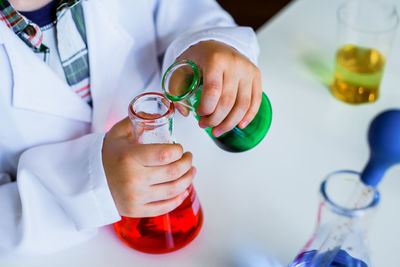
[
  {"left": 0, "top": 133, "right": 121, "bottom": 256},
  {"left": 154, "top": 0, "right": 260, "bottom": 73}
]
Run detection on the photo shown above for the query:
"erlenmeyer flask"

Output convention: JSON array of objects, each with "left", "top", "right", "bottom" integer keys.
[
  {"left": 162, "top": 60, "right": 272, "bottom": 152},
  {"left": 289, "top": 170, "right": 379, "bottom": 267},
  {"left": 113, "top": 92, "right": 203, "bottom": 254}
]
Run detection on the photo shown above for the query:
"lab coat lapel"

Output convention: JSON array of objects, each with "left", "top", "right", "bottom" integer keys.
[
  {"left": 2, "top": 25, "right": 92, "bottom": 123},
  {"left": 83, "top": 0, "right": 134, "bottom": 131}
]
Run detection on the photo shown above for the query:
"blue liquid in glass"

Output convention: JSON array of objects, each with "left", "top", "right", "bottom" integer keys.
[{"left": 289, "top": 250, "right": 368, "bottom": 267}]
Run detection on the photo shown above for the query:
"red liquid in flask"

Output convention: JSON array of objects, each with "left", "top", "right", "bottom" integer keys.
[{"left": 114, "top": 184, "right": 203, "bottom": 254}]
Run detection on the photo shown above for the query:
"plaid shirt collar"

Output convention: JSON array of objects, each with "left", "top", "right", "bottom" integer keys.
[
  {"left": 0, "top": 0, "right": 92, "bottom": 105},
  {"left": 0, "top": 0, "right": 81, "bottom": 55}
]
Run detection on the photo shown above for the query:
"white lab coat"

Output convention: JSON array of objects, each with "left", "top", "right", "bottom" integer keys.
[{"left": 0, "top": 0, "right": 259, "bottom": 257}]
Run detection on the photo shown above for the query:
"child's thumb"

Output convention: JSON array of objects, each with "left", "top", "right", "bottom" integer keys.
[{"left": 108, "top": 117, "right": 133, "bottom": 138}]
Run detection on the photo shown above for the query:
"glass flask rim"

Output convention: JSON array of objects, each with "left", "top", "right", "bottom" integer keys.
[
  {"left": 128, "top": 92, "right": 175, "bottom": 124},
  {"left": 162, "top": 60, "right": 200, "bottom": 102},
  {"left": 320, "top": 170, "right": 380, "bottom": 218},
  {"left": 337, "top": 0, "right": 399, "bottom": 35}
]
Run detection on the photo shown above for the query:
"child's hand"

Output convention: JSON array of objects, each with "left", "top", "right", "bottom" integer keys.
[
  {"left": 177, "top": 40, "right": 262, "bottom": 137},
  {"left": 102, "top": 117, "right": 195, "bottom": 218}
]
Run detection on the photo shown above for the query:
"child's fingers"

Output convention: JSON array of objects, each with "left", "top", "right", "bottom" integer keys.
[
  {"left": 132, "top": 143, "right": 184, "bottom": 166},
  {"left": 146, "top": 152, "right": 193, "bottom": 185},
  {"left": 211, "top": 78, "right": 252, "bottom": 136},
  {"left": 196, "top": 64, "right": 223, "bottom": 117},
  {"left": 176, "top": 102, "right": 190, "bottom": 117},
  {"left": 143, "top": 188, "right": 190, "bottom": 217},
  {"left": 239, "top": 74, "right": 262, "bottom": 129},
  {"left": 146, "top": 167, "right": 196, "bottom": 203}
]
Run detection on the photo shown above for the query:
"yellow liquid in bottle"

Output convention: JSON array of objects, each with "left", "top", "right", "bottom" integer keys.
[{"left": 331, "top": 44, "right": 385, "bottom": 104}]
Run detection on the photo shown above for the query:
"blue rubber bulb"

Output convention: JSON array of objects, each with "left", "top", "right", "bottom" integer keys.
[{"left": 361, "top": 109, "right": 400, "bottom": 187}]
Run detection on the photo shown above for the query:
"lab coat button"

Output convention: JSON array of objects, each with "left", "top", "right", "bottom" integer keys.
[{"left": 24, "top": 25, "right": 36, "bottom": 36}]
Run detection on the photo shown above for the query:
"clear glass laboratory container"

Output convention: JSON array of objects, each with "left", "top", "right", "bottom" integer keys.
[
  {"left": 113, "top": 92, "right": 203, "bottom": 254},
  {"left": 289, "top": 170, "right": 380, "bottom": 267}
]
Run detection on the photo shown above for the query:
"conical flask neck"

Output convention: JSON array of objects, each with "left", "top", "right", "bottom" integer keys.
[{"left": 290, "top": 170, "right": 380, "bottom": 267}]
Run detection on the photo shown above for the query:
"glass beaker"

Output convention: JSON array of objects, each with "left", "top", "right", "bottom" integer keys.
[
  {"left": 113, "top": 92, "right": 203, "bottom": 254},
  {"left": 162, "top": 60, "right": 272, "bottom": 152},
  {"left": 331, "top": 0, "right": 399, "bottom": 104},
  {"left": 289, "top": 170, "right": 380, "bottom": 267}
]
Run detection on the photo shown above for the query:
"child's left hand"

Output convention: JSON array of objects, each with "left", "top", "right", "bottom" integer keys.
[{"left": 177, "top": 40, "right": 262, "bottom": 137}]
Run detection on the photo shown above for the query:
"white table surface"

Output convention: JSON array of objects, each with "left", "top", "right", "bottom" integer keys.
[{"left": 2, "top": 0, "right": 400, "bottom": 266}]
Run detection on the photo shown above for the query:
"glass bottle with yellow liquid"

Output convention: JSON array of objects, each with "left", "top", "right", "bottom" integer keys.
[
  {"left": 332, "top": 44, "right": 385, "bottom": 104},
  {"left": 331, "top": 0, "right": 398, "bottom": 104}
]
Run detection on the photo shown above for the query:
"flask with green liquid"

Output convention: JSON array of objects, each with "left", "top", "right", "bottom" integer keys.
[{"left": 162, "top": 60, "right": 272, "bottom": 152}]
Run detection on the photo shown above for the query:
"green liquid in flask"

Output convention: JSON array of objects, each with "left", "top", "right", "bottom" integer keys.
[{"left": 162, "top": 60, "right": 272, "bottom": 152}]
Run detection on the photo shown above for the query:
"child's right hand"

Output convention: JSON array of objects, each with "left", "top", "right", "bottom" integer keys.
[{"left": 102, "top": 117, "right": 196, "bottom": 218}]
